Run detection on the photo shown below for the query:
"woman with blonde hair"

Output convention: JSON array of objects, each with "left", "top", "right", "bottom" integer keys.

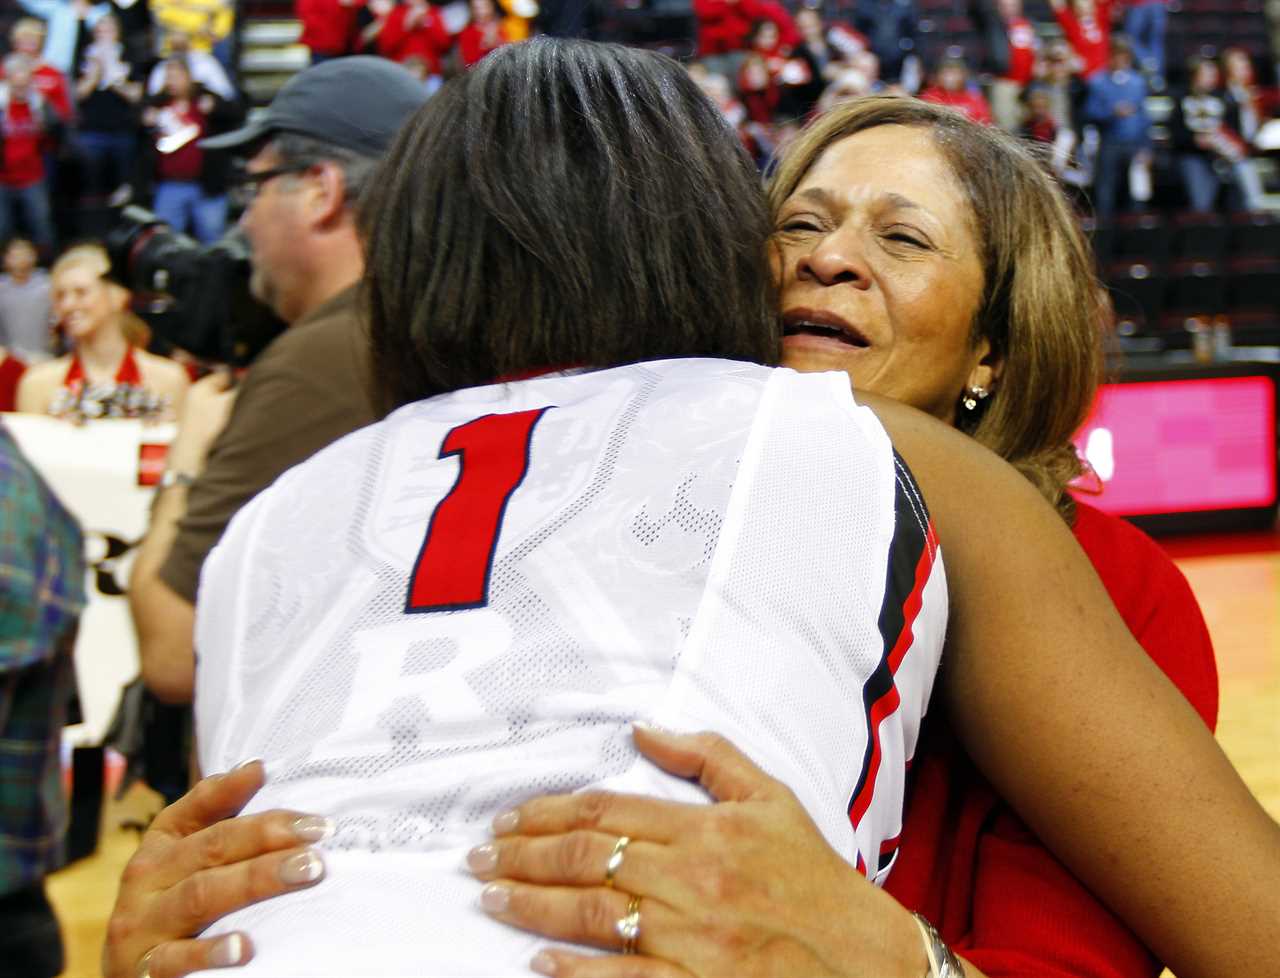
[
  {"left": 764, "top": 93, "right": 1218, "bottom": 975},
  {"left": 16, "top": 243, "right": 188, "bottom": 420}
]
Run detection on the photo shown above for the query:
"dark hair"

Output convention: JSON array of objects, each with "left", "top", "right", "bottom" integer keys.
[{"left": 362, "top": 38, "right": 779, "bottom": 414}]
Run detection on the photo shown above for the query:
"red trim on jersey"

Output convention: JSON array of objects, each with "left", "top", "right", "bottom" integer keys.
[
  {"left": 63, "top": 347, "right": 143, "bottom": 388},
  {"left": 847, "top": 520, "right": 938, "bottom": 833}
]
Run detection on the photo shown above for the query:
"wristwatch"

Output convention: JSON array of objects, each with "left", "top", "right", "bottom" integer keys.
[
  {"left": 158, "top": 469, "right": 198, "bottom": 490},
  {"left": 911, "top": 912, "right": 964, "bottom": 978}
]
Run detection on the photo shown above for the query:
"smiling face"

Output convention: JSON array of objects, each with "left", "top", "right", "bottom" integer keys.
[
  {"left": 53, "top": 263, "right": 125, "bottom": 343},
  {"left": 774, "top": 125, "right": 996, "bottom": 424}
]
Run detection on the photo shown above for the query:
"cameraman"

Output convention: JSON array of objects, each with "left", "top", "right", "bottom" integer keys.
[{"left": 129, "top": 57, "right": 427, "bottom": 704}]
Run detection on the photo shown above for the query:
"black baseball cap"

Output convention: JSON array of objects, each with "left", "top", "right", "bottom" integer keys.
[{"left": 200, "top": 56, "right": 428, "bottom": 156}]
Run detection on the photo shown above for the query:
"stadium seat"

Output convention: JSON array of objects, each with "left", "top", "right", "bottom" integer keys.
[
  {"left": 1106, "top": 260, "right": 1167, "bottom": 332},
  {"left": 1225, "top": 308, "right": 1280, "bottom": 346},
  {"left": 1111, "top": 213, "right": 1169, "bottom": 265},
  {"left": 1228, "top": 211, "right": 1280, "bottom": 258},
  {"left": 1171, "top": 212, "right": 1228, "bottom": 261},
  {"left": 1226, "top": 256, "right": 1280, "bottom": 312},
  {"left": 1166, "top": 259, "right": 1226, "bottom": 317}
]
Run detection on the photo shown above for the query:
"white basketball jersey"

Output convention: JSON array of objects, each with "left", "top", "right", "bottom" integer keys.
[{"left": 193, "top": 358, "right": 947, "bottom": 977}]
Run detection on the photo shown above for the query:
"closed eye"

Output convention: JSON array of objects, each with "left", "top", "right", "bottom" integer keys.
[{"left": 885, "top": 231, "right": 930, "bottom": 249}]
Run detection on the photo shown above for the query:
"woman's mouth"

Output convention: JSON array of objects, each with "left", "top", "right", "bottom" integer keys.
[{"left": 782, "top": 310, "right": 870, "bottom": 348}]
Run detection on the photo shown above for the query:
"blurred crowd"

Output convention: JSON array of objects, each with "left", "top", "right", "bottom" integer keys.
[
  {"left": 672, "top": 0, "right": 1280, "bottom": 217},
  {"left": 1, "top": 0, "right": 1279, "bottom": 414}
]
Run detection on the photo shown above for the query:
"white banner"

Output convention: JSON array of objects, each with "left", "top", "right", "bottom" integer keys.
[{"left": 3, "top": 413, "right": 175, "bottom": 745}]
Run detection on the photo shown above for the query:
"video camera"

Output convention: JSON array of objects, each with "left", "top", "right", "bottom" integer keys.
[{"left": 104, "top": 206, "right": 287, "bottom": 366}]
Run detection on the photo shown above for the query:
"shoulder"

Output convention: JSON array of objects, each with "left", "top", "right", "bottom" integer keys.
[
  {"left": 16, "top": 356, "right": 68, "bottom": 405},
  {"left": 135, "top": 350, "right": 191, "bottom": 390}
]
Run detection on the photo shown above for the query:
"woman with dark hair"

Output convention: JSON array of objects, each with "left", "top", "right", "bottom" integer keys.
[{"left": 103, "top": 40, "right": 1280, "bottom": 978}]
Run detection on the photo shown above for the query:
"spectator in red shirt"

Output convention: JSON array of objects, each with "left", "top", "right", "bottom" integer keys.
[
  {"left": 378, "top": 0, "right": 452, "bottom": 76},
  {"left": 693, "top": 0, "right": 797, "bottom": 62},
  {"left": 1049, "top": 0, "right": 1113, "bottom": 79},
  {"left": 143, "top": 58, "right": 243, "bottom": 243},
  {"left": 6, "top": 19, "right": 73, "bottom": 121},
  {"left": 457, "top": 0, "right": 511, "bottom": 69},
  {"left": 985, "top": 0, "right": 1038, "bottom": 130},
  {"left": 919, "top": 56, "right": 993, "bottom": 124},
  {"left": 0, "top": 54, "right": 60, "bottom": 256},
  {"left": 296, "top": 0, "right": 364, "bottom": 63}
]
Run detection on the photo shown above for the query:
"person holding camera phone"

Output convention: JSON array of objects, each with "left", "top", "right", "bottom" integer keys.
[{"left": 128, "top": 57, "right": 428, "bottom": 707}]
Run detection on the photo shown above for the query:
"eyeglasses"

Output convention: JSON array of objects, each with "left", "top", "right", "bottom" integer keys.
[{"left": 231, "top": 164, "right": 311, "bottom": 204}]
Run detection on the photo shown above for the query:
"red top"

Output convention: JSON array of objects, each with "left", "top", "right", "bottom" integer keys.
[
  {"left": 63, "top": 347, "right": 143, "bottom": 388},
  {"left": 296, "top": 0, "right": 364, "bottom": 55},
  {"left": 0, "top": 98, "right": 46, "bottom": 189},
  {"left": 0, "top": 353, "right": 26, "bottom": 412},
  {"left": 153, "top": 101, "right": 206, "bottom": 182},
  {"left": 1055, "top": 0, "right": 1113, "bottom": 78},
  {"left": 884, "top": 500, "right": 1218, "bottom": 977},
  {"left": 0, "top": 63, "right": 71, "bottom": 120},
  {"left": 1004, "top": 16, "right": 1038, "bottom": 85},
  {"left": 692, "top": 0, "right": 798, "bottom": 57},
  {"left": 378, "top": 4, "right": 452, "bottom": 74},
  {"left": 457, "top": 19, "right": 510, "bottom": 68},
  {"left": 918, "top": 87, "right": 993, "bottom": 125}
]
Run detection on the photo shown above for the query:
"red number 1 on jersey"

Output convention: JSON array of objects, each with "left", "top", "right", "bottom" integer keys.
[{"left": 406, "top": 408, "right": 552, "bottom": 613}]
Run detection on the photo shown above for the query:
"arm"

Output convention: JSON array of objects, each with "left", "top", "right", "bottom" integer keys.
[
  {"left": 862, "top": 392, "right": 1280, "bottom": 978},
  {"left": 130, "top": 372, "right": 236, "bottom": 704},
  {"left": 14, "top": 362, "right": 56, "bottom": 415}
]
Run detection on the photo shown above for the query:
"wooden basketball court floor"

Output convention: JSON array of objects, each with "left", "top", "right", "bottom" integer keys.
[{"left": 46, "top": 545, "right": 1280, "bottom": 978}]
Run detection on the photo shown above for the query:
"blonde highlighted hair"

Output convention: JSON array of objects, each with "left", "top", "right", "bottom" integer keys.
[
  {"left": 52, "top": 243, "right": 151, "bottom": 348},
  {"left": 768, "top": 95, "right": 1106, "bottom": 520}
]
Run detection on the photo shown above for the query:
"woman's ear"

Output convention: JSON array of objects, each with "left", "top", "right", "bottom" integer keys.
[{"left": 967, "top": 338, "right": 1004, "bottom": 396}]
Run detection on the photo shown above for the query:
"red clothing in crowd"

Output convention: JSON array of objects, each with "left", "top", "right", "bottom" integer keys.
[
  {"left": 0, "top": 63, "right": 72, "bottom": 120},
  {"left": 1003, "top": 16, "right": 1038, "bottom": 85},
  {"left": 378, "top": 3, "right": 452, "bottom": 74},
  {"left": 918, "top": 86, "right": 993, "bottom": 125},
  {"left": 885, "top": 500, "right": 1217, "bottom": 978},
  {"left": 692, "top": 0, "right": 798, "bottom": 57},
  {"left": 153, "top": 101, "right": 206, "bottom": 182},
  {"left": 457, "top": 19, "right": 510, "bottom": 68},
  {"left": 296, "top": 0, "right": 364, "bottom": 57},
  {"left": 1055, "top": 0, "right": 1113, "bottom": 78},
  {"left": 0, "top": 353, "right": 26, "bottom": 412},
  {"left": 0, "top": 98, "right": 46, "bottom": 189},
  {"left": 32, "top": 65, "right": 72, "bottom": 120}
]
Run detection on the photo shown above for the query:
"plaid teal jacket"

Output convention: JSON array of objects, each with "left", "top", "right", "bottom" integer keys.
[{"left": 0, "top": 422, "right": 84, "bottom": 895}]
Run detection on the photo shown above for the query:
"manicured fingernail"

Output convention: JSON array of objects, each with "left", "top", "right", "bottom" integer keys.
[
  {"left": 492, "top": 809, "right": 519, "bottom": 834},
  {"left": 210, "top": 932, "right": 246, "bottom": 967},
  {"left": 279, "top": 850, "right": 324, "bottom": 885},
  {"left": 632, "top": 722, "right": 676, "bottom": 738},
  {"left": 292, "top": 815, "right": 334, "bottom": 843},
  {"left": 467, "top": 843, "right": 498, "bottom": 873},
  {"left": 530, "top": 951, "right": 558, "bottom": 976},
  {"left": 232, "top": 758, "right": 263, "bottom": 771},
  {"left": 480, "top": 883, "right": 510, "bottom": 913}
]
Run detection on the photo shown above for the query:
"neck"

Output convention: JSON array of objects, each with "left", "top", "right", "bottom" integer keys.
[
  {"left": 7, "top": 269, "right": 32, "bottom": 285},
  {"left": 76, "top": 324, "right": 130, "bottom": 379},
  {"left": 288, "top": 233, "right": 365, "bottom": 324}
]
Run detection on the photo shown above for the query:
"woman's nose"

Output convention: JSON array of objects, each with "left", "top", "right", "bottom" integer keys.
[{"left": 796, "top": 229, "right": 871, "bottom": 288}]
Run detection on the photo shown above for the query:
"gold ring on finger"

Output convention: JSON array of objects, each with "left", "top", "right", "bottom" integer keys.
[
  {"left": 615, "top": 894, "right": 642, "bottom": 954},
  {"left": 604, "top": 835, "right": 630, "bottom": 889}
]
